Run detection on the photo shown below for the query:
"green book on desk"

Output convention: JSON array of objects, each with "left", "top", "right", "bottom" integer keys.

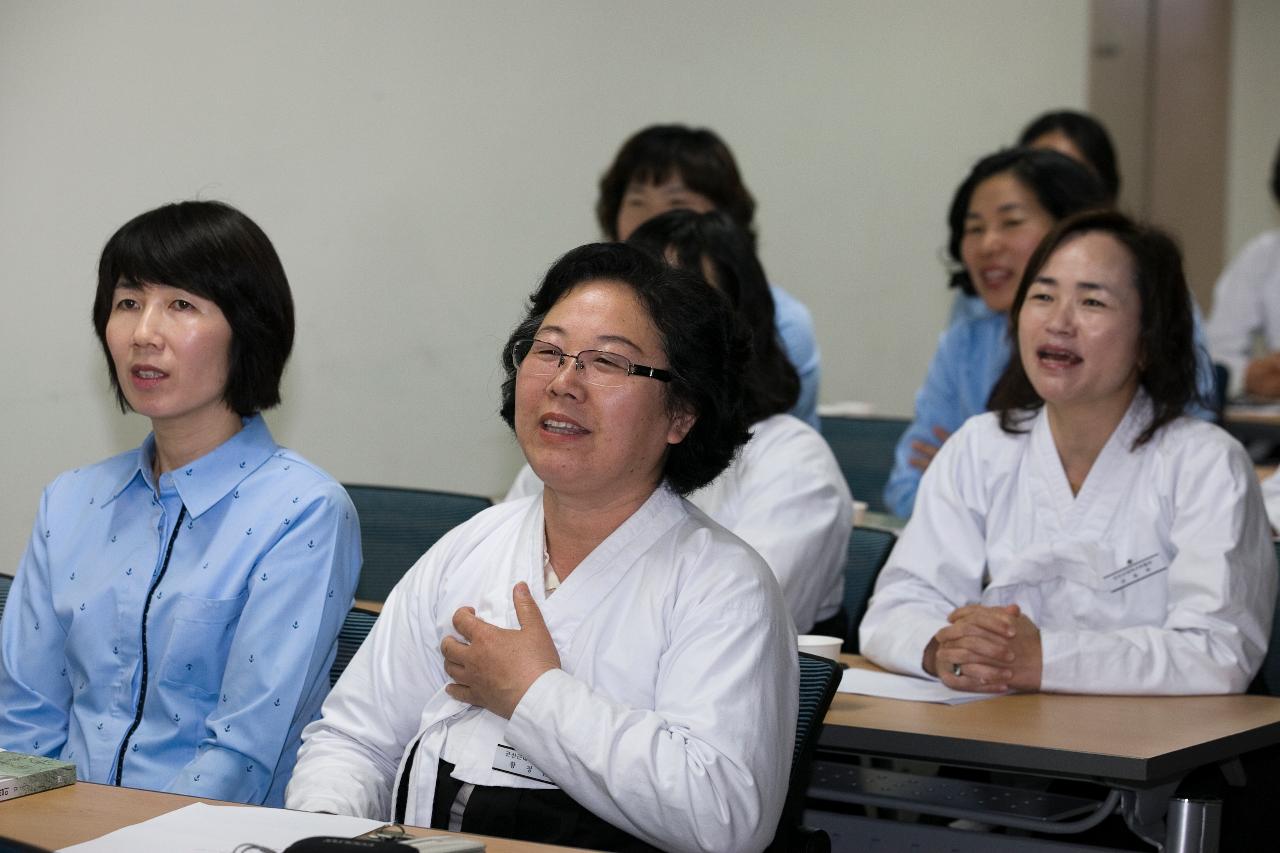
[{"left": 0, "top": 750, "right": 76, "bottom": 802}]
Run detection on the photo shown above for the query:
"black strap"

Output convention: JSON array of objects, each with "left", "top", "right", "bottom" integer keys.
[
  {"left": 113, "top": 504, "right": 187, "bottom": 786},
  {"left": 393, "top": 737, "right": 421, "bottom": 824},
  {"left": 425, "top": 758, "right": 660, "bottom": 851}
]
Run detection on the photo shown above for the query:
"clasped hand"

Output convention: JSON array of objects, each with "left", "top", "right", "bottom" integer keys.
[
  {"left": 908, "top": 425, "right": 952, "bottom": 472},
  {"left": 441, "top": 582, "right": 562, "bottom": 719},
  {"left": 924, "top": 603, "right": 1042, "bottom": 693}
]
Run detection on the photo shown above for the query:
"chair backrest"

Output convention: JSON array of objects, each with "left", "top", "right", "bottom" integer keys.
[
  {"left": 1211, "top": 362, "right": 1229, "bottom": 424},
  {"left": 330, "top": 607, "right": 380, "bottom": 687},
  {"left": 818, "top": 415, "right": 909, "bottom": 514},
  {"left": 769, "top": 651, "right": 840, "bottom": 852},
  {"left": 344, "top": 484, "right": 492, "bottom": 601},
  {"left": 0, "top": 573, "right": 10, "bottom": 655},
  {"left": 842, "top": 527, "right": 897, "bottom": 653},
  {"left": 1249, "top": 541, "right": 1280, "bottom": 696}
]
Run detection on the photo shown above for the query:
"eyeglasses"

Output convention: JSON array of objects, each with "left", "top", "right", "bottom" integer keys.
[{"left": 511, "top": 338, "right": 672, "bottom": 388}]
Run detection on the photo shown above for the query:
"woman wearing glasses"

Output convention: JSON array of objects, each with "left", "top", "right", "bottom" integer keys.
[
  {"left": 506, "top": 210, "right": 851, "bottom": 635},
  {"left": 288, "top": 243, "right": 797, "bottom": 853}
]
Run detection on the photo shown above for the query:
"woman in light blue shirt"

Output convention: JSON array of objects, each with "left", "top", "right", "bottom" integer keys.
[
  {"left": 0, "top": 201, "right": 361, "bottom": 806},
  {"left": 884, "top": 149, "right": 1111, "bottom": 518},
  {"left": 886, "top": 148, "right": 1220, "bottom": 518}
]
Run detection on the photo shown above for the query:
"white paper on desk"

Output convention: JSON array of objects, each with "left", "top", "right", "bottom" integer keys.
[
  {"left": 1227, "top": 400, "right": 1280, "bottom": 416},
  {"left": 839, "top": 667, "right": 1002, "bottom": 704},
  {"left": 59, "top": 802, "right": 383, "bottom": 853}
]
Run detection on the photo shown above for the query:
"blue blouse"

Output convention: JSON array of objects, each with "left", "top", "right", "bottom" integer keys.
[
  {"left": 884, "top": 309, "right": 1219, "bottom": 518},
  {"left": 772, "top": 284, "right": 821, "bottom": 430},
  {"left": 884, "top": 312, "right": 1012, "bottom": 518},
  {"left": 0, "top": 415, "right": 361, "bottom": 806}
]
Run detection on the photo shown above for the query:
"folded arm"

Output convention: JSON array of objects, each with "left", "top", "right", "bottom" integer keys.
[{"left": 0, "top": 488, "right": 72, "bottom": 757}]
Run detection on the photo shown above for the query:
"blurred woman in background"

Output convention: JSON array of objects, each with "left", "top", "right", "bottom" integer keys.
[{"left": 597, "top": 124, "right": 822, "bottom": 428}]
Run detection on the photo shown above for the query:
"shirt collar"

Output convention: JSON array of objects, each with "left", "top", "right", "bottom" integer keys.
[{"left": 101, "top": 414, "right": 280, "bottom": 516}]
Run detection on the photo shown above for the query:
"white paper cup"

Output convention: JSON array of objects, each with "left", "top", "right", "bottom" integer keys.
[
  {"left": 853, "top": 500, "right": 868, "bottom": 526},
  {"left": 798, "top": 634, "right": 843, "bottom": 661}
]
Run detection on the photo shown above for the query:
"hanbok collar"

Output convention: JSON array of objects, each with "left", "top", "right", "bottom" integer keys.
[
  {"left": 529, "top": 484, "right": 684, "bottom": 622},
  {"left": 1029, "top": 390, "right": 1152, "bottom": 533}
]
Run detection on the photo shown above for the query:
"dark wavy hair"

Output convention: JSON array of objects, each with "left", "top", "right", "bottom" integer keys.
[
  {"left": 627, "top": 209, "right": 799, "bottom": 423},
  {"left": 1019, "top": 109, "right": 1121, "bottom": 202},
  {"left": 596, "top": 125, "right": 757, "bottom": 244},
  {"left": 988, "top": 210, "right": 1197, "bottom": 448},
  {"left": 946, "top": 147, "right": 1110, "bottom": 296},
  {"left": 94, "top": 201, "right": 294, "bottom": 415},
  {"left": 499, "top": 242, "right": 752, "bottom": 495}
]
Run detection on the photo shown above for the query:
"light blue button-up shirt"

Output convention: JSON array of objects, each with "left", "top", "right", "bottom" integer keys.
[
  {"left": 884, "top": 304, "right": 1220, "bottom": 518},
  {"left": 0, "top": 415, "right": 360, "bottom": 806},
  {"left": 884, "top": 312, "right": 1012, "bottom": 518},
  {"left": 772, "top": 284, "right": 821, "bottom": 430}
]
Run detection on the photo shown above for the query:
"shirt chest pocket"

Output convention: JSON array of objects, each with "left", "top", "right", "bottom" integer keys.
[{"left": 158, "top": 591, "right": 248, "bottom": 696}]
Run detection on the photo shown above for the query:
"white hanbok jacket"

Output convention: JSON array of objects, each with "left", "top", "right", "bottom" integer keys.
[
  {"left": 286, "top": 486, "right": 798, "bottom": 853},
  {"left": 860, "top": 395, "right": 1276, "bottom": 694},
  {"left": 1262, "top": 470, "right": 1280, "bottom": 532},
  {"left": 1205, "top": 229, "right": 1280, "bottom": 398},
  {"left": 506, "top": 414, "right": 852, "bottom": 633}
]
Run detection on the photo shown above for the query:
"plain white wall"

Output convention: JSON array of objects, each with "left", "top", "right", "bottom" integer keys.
[
  {"left": 1, "top": 0, "right": 1095, "bottom": 562},
  {"left": 1223, "top": 0, "right": 1280, "bottom": 266}
]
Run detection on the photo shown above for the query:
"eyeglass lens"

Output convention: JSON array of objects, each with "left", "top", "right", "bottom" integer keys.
[{"left": 513, "top": 339, "right": 633, "bottom": 387}]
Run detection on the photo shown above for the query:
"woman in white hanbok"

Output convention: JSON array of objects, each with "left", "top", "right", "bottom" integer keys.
[
  {"left": 506, "top": 210, "right": 852, "bottom": 635},
  {"left": 287, "top": 243, "right": 798, "bottom": 853},
  {"left": 861, "top": 210, "right": 1276, "bottom": 695}
]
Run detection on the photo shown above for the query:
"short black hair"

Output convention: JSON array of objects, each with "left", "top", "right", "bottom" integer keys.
[
  {"left": 989, "top": 209, "right": 1198, "bottom": 447},
  {"left": 627, "top": 209, "right": 799, "bottom": 423},
  {"left": 947, "top": 147, "right": 1110, "bottom": 295},
  {"left": 499, "top": 242, "right": 752, "bottom": 495},
  {"left": 93, "top": 200, "right": 294, "bottom": 415},
  {"left": 596, "top": 125, "right": 757, "bottom": 244},
  {"left": 1018, "top": 109, "right": 1122, "bottom": 202}
]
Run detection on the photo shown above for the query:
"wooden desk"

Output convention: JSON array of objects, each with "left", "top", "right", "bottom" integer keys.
[
  {"left": 815, "top": 656, "right": 1280, "bottom": 850},
  {"left": 822, "top": 656, "right": 1280, "bottom": 785},
  {"left": 858, "top": 510, "right": 905, "bottom": 532},
  {"left": 1224, "top": 403, "right": 1280, "bottom": 462},
  {"left": 1224, "top": 403, "right": 1280, "bottom": 427},
  {"left": 0, "top": 781, "right": 585, "bottom": 851}
]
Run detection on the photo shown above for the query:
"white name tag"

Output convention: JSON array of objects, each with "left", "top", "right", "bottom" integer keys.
[
  {"left": 1105, "top": 553, "right": 1167, "bottom": 593},
  {"left": 492, "top": 743, "right": 555, "bottom": 785}
]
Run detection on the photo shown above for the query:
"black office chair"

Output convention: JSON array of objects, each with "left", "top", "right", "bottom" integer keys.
[
  {"left": 1248, "top": 541, "right": 1280, "bottom": 696},
  {"left": 817, "top": 416, "right": 909, "bottom": 514},
  {"left": 0, "top": 573, "right": 12, "bottom": 621},
  {"left": 343, "top": 484, "right": 492, "bottom": 601},
  {"left": 1210, "top": 361, "right": 1230, "bottom": 425},
  {"left": 1204, "top": 542, "right": 1280, "bottom": 849},
  {"left": 840, "top": 527, "right": 897, "bottom": 654},
  {"left": 768, "top": 651, "right": 841, "bottom": 853},
  {"left": 0, "top": 838, "right": 52, "bottom": 853},
  {"left": 330, "top": 607, "right": 380, "bottom": 687}
]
